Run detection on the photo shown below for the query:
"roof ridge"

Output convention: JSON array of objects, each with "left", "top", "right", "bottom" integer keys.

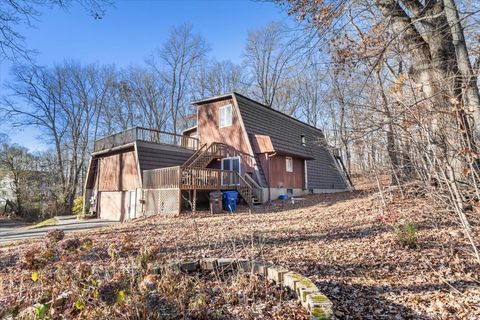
[
  {"left": 191, "top": 92, "right": 325, "bottom": 134},
  {"left": 232, "top": 92, "right": 325, "bottom": 134}
]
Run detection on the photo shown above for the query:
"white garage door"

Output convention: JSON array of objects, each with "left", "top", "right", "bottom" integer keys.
[{"left": 98, "top": 191, "right": 126, "bottom": 221}]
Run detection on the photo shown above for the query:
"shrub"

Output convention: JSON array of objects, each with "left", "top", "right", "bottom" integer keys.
[
  {"left": 395, "top": 220, "right": 419, "bottom": 249},
  {"left": 46, "top": 229, "right": 65, "bottom": 243},
  {"left": 99, "top": 280, "right": 121, "bottom": 305},
  {"left": 59, "top": 238, "right": 82, "bottom": 251},
  {"left": 72, "top": 197, "right": 84, "bottom": 217}
]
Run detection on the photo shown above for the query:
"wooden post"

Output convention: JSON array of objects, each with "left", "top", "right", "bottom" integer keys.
[{"left": 192, "top": 189, "right": 197, "bottom": 214}]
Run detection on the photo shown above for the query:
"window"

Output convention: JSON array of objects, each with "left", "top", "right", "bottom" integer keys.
[
  {"left": 219, "top": 104, "right": 232, "bottom": 128},
  {"left": 286, "top": 156, "right": 293, "bottom": 172},
  {"left": 301, "top": 135, "right": 306, "bottom": 146}
]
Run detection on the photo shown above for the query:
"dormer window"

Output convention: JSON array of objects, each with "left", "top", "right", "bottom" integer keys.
[
  {"left": 219, "top": 104, "right": 232, "bottom": 128},
  {"left": 301, "top": 135, "right": 306, "bottom": 146}
]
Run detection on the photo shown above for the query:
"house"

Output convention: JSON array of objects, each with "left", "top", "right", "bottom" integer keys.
[{"left": 83, "top": 92, "right": 352, "bottom": 221}]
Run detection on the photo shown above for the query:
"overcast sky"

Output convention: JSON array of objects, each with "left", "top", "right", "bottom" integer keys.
[{"left": 0, "top": 0, "right": 290, "bottom": 151}]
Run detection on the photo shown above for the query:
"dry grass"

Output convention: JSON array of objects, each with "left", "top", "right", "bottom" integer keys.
[{"left": 0, "top": 179, "right": 479, "bottom": 319}]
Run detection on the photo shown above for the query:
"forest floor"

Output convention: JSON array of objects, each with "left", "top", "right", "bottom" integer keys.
[{"left": 0, "top": 178, "right": 479, "bottom": 319}]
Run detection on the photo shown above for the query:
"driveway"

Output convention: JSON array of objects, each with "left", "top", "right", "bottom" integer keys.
[{"left": 0, "top": 215, "right": 118, "bottom": 245}]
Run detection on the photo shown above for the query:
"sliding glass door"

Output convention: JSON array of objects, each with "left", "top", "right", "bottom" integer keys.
[{"left": 221, "top": 157, "right": 240, "bottom": 186}]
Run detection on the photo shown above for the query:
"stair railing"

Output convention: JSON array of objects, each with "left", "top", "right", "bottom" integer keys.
[
  {"left": 244, "top": 173, "right": 263, "bottom": 203},
  {"left": 183, "top": 143, "right": 208, "bottom": 167}
]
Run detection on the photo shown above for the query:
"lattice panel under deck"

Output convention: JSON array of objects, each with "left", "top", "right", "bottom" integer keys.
[{"left": 144, "top": 189, "right": 180, "bottom": 216}]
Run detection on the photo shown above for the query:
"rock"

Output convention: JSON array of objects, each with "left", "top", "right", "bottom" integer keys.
[
  {"left": 51, "top": 291, "right": 71, "bottom": 307},
  {"left": 216, "top": 258, "right": 236, "bottom": 272},
  {"left": 200, "top": 258, "right": 218, "bottom": 271},
  {"left": 252, "top": 261, "right": 270, "bottom": 276},
  {"left": 266, "top": 266, "right": 289, "bottom": 283},
  {"left": 236, "top": 259, "right": 252, "bottom": 273},
  {"left": 179, "top": 260, "right": 199, "bottom": 272},
  {"left": 283, "top": 272, "right": 304, "bottom": 292},
  {"left": 306, "top": 293, "right": 333, "bottom": 311},
  {"left": 310, "top": 306, "right": 332, "bottom": 320}
]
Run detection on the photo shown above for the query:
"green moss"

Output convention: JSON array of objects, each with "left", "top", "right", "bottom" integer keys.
[
  {"left": 290, "top": 273, "right": 315, "bottom": 288},
  {"left": 300, "top": 288, "right": 318, "bottom": 301},
  {"left": 311, "top": 307, "right": 331, "bottom": 320},
  {"left": 309, "top": 294, "right": 330, "bottom": 304}
]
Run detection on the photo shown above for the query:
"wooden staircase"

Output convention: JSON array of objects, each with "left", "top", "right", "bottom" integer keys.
[
  {"left": 183, "top": 143, "right": 224, "bottom": 169},
  {"left": 182, "top": 142, "right": 263, "bottom": 207},
  {"left": 236, "top": 173, "right": 262, "bottom": 206}
]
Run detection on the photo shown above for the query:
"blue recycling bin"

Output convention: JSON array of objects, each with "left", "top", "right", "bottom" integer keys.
[{"left": 223, "top": 191, "right": 238, "bottom": 212}]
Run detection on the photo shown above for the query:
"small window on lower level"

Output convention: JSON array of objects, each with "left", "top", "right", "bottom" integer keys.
[
  {"left": 287, "top": 188, "right": 293, "bottom": 194},
  {"left": 286, "top": 156, "right": 293, "bottom": 172}
]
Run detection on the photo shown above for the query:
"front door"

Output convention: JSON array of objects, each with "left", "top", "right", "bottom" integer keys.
[
  {"left": 221, "top": 157, "right": 241, "bottom": 186},
  {"left": 128, "top": 190, "right": 137, "bottom": 220}
]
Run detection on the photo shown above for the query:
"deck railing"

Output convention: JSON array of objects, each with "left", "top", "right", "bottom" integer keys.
[
  {"left": 143, "top": 167, "right": 243, "bottom": 190},
  {"left": 94, "top": 127, "right": 199, "bottom": 152},
  {"left": 183, "top": 142, "right": 256, "bottom": 169}
]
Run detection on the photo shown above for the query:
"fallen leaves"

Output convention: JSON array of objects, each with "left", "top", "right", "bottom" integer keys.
[{"left": 0, "top": 179, "right": 479, "bottom": 319}]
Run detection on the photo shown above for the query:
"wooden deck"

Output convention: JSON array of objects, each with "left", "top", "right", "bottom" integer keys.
[
  {"left": 143, "top": 166, "right": 242, "bottom": 190},
  {"left": 93, "top": 127, "right": 199, "bottom": 152}
]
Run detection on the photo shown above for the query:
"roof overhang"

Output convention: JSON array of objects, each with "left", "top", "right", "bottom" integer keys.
[
  {"left": 252, "top": 134, "right": 275, "bottom": 153},
  {"left": 182, "top": 126, "right": 197, "bottom": 135},
  {"left": 191, "top": 93, "right": 234, "bottom": 106}
]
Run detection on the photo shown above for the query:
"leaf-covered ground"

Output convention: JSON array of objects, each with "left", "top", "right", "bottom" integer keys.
[{"left": 1, "top": 180, "right": 479, "bottom": 319}]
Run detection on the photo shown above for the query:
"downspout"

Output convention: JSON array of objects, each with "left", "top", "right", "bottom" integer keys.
[{"left": 267, "top": 152, "right": 276, "bottom": 202}]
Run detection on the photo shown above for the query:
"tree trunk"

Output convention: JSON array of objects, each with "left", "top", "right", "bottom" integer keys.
[{"left": 443, "top": 0, "right": 480, "bottom": 137}]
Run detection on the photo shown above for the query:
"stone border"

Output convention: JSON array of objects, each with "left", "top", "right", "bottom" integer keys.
[{"left": 168, "top": 258, "right": 333, "bottom": 320}]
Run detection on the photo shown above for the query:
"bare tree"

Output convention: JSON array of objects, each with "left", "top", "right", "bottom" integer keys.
[
  {"left": 147, "top": 24, "right": 209, "bottom": 135},
  {"left": 1, "top": 62, "right": 112, "bottom": 213},
  {"left": 244, "top": 22, "right": 300, "bottom": 108},
  {"left": 191, "top": 59, "right": 250, "bottom": 99}
]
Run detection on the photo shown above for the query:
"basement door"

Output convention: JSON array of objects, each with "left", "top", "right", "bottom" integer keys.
[
  {"left": 128, "top": 190, "right": 137, "bottom": 220},
  {"left": 221, "top": 157, "right": 240, "bottom": 186}
]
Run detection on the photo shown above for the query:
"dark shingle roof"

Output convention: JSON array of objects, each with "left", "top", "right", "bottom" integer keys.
[{"left": 233, "top": 93, "right": 347, "bottom": 190}]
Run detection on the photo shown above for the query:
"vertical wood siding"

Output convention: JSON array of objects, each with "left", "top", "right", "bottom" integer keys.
[
  {"left": 263, "top": 155, "right": 305, "bottom": 189},
  {"left": 97, "top": 151, "right": 141, "bottom": 191},
  {"left": 197, "top": 99, "right": 253, "bottom": 175}
]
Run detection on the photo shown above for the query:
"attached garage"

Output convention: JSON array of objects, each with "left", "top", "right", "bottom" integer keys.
[{"left": 83, "top": 138, "right": 195, "bottom": 222}]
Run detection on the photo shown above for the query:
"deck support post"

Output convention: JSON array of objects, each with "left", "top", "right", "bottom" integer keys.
[{"left": 192, "top": 189, "right": 197, "bottom": 214}]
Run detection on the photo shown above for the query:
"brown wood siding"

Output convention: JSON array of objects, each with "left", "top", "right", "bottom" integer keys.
[
  {"left": 263, "top": 155, "right": 304, "bottom": 189},
  {"left": 197, "top": 99, "right": 250, "bottom": 154},
  {"left": 197, "top": 99, "right": 253, "bottom": 175},
  {"left": 97, "top": 151, "right": 141, "bottom": 191}
]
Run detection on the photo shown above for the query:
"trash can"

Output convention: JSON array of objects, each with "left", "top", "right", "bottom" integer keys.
[
  {"left": 209, "top": 191, "right": 223, "bottom": 214},
  {"left": 223, "top": 191, "right": 238, "bottom": 212}
]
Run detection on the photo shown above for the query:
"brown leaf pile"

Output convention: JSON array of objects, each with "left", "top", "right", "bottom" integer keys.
[{"left": 0, "top": 179, "right": 479, "bottom": 319}]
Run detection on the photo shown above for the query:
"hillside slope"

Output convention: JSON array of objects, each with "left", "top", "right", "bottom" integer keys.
[{"left": 1, "top": 181, "right": 479, "bottom": 319}]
